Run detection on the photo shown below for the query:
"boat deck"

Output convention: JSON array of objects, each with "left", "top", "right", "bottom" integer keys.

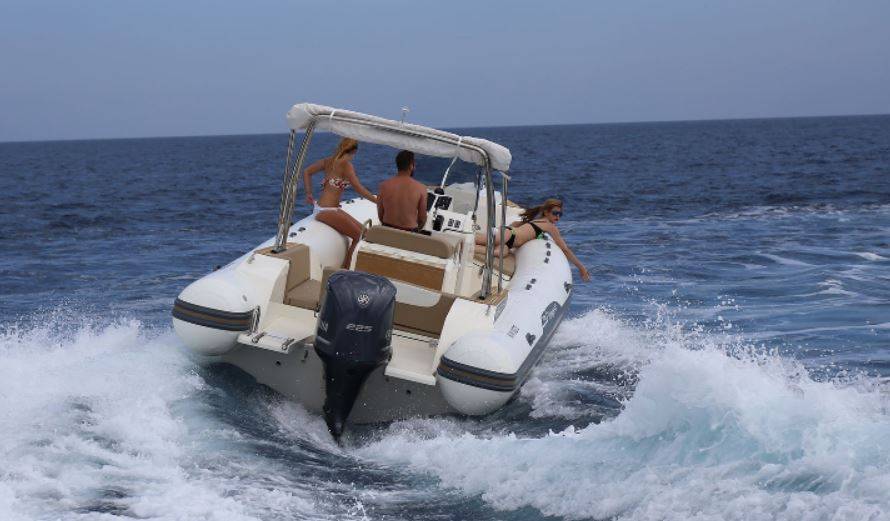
[{"left": 240, "top": 302, "right": 439, "bottom": 386}]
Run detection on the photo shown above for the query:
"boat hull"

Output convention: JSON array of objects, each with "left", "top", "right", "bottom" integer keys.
[{"left": 222, "top": 340, "right": 456, "bottom": 423}]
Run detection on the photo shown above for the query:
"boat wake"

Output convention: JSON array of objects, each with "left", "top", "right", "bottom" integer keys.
[
  {"left": 2, "top": 308, "right": 889, "bottom": 520},
  {"left": 0, "top": 315, "right": 330, "bottom": 520},
  {"left": 356, "top": 309, "right": 890, "bottom": 520}
]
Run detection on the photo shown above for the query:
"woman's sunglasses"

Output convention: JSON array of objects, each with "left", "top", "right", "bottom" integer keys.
[{"left": 551, "top": 210, "right": 563, "bottom": 218}]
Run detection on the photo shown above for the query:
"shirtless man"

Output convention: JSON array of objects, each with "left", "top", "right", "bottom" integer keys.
[{"left": 377, "top": 150, "right": 428, "bottom": 231}]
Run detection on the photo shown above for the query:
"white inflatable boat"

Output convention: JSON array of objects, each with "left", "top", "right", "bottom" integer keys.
[{"left": 172, "top": 103, "right": 573, "bottom": 437}]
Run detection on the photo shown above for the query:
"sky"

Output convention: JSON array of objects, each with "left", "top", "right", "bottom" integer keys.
[{"left": 1, "top": 0, "right": 888, "bottom": 142}]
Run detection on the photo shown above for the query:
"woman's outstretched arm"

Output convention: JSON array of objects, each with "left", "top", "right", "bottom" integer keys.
[
  {"left": 548, "top": 226, "right": 591, "bottom": 281},
  {"left": 344, "top": 163, "right": 378, "bottom": 204},
  {"left": 302, "top": 158, "right": 326, "bottom": 205}
]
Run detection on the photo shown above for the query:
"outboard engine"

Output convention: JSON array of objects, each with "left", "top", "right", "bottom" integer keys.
[{"left": 314, "top": 271, "right": 396, "bottom": 439}]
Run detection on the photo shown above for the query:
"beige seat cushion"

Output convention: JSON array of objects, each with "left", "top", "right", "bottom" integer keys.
[
  {"left": 355, "top": 251, "right": 445, "bottom": 291},
  {"left": 364, "top": 226, "right": 459, "bottom": 259},
  {"left": 287, "top": 264, "right": 455, "bottom": 336},
  {"left": 284, "top": 279, "right": 321, "bottom": 309},
  {"left": 256, "top": 243, "right": 311, "bottom": 292},
  {"left": 474, "top": 250, "right": 516, "bottom": 277},
  {"left": 285, "top": 266, "right": 341, "bottom": 310},
  {"left": 394, "top": 292, "right": 456, "bottom": 336}
]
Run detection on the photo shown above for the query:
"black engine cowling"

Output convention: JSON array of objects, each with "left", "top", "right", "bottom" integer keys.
[{"left": 314, "top": 271, "right": 396, "bottom": 439}]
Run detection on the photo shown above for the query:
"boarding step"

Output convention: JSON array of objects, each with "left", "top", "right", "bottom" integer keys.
[
  {"left": 384, "top": 329, "right": 438, "bottom": 386},
  {"left": 237, "top": 316, "right": 315, "bottom": 353}
]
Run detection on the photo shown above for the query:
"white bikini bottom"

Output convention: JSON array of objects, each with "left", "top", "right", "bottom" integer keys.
[{"left": 312, "top": 203, "right": 340, "bottom": 216}]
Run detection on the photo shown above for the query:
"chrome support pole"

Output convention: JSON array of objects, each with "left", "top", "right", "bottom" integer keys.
[
  {"left": 274, "top": 130, "right": 296, "bottom": 247},
  {"left": 274, "top": 121, "right": 316, "bottom": 252},
  {"left": 284, "top": 121, "right": 316, "bottom": 237},
  {"left": 480, "top": 160, "right": 495, "bottom": 300},
  {"left": 497, "top": 171, "right": 510, "bottom": 293},
  {"left": 440, "top": 155, "right": 459, "bottom": 188},
  {"left": 471, "top": 168, "right": 482, "bottom": 223}
]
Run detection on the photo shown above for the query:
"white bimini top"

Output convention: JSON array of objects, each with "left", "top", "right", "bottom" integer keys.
[{"left": 286, "top": 102, "right": 512, "bottom": 172}]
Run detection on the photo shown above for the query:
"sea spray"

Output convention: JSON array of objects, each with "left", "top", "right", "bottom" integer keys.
[
  {"left": 0, "top": 317, "right": 328, "bottom": 521},
  {"left": 355, "top": 310, "right": 890, "bottom": 520},
  {"left": 519, "top": 308, "right": 650, "bottom": 421}
]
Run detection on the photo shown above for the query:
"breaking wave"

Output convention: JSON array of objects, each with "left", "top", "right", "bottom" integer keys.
[
  {"left": 356, "top": 310, "right": 890, "bottom": 520},
  {"left": 0, "top": 316, "right": 332, "bottom": 521},
  {"left": 3, "top": 308, "right": 889, "bottom": 520}
]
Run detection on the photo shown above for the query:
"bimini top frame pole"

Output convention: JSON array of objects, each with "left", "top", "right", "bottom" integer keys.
[
  {"left": 497, "top": 171, "right": 511, "bottom": 293},
  {"left": 273, "top": 122, "right": 315, "bottom": 252}
]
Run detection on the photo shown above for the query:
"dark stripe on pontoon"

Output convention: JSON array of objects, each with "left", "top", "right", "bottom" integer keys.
[
  {"left": 437, "top": 362, "right": 516, "bottom": 392},
  {"left": 172, "top": 298, "right": 252, "bottom": 332},
  {"left": 436, "top": 291, "right": 571, "bottom": 392}
]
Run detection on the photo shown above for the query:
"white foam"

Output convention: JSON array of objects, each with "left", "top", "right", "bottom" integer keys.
[
  {"left": 518, "top": 309, "right": 656, "bottom": 420},
  {"left": 356, "top": 312, "right": 890, "bottom": 520},
  {"left": 852, "top": 251, "right": 888, "bottom": 262},
  {"left": 8, "top": 307, "right": 888, "bottom": 520},
  {"left": 758, "top": 253, "right": 815, "bottom": 267},
  {"left": 0, "top": 317, "right": 328, "bottom": 521},
  {"left": 696, "top": 202, "right": 890, "bottom": 223},
  {"left": 804, "top": 278, "right": 858, "bottom": 298},
  {"left": 267, "top": 399, "right": 342, "bottom": 452}
]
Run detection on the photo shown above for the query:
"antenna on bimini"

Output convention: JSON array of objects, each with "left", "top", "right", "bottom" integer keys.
[{"left": 400, "top": 106, "right": 410, "bottom": 125}]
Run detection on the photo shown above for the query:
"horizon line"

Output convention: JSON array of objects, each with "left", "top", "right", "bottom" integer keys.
[{"left": 2, "top": 111, "right": 888, "bottom": 145}]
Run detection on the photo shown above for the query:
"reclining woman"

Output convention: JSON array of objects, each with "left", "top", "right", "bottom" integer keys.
[
  {"left": 303, "top": 138, "right": 377, "bottom": 268},
  {"left": 476, "top": 198, "right": 591, "bottom": 281}
]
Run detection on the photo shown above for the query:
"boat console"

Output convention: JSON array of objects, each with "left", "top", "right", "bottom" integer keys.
[{"left": 423, "top": 183, "right": 477, "bottom": 234}]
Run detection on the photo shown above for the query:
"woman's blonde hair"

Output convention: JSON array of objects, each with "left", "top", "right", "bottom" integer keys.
[
  {"left": 328, "top": 138, "right": 359, "bottom": 166},
  {"left": 519, "top": 198, "right": 563, "bottom": 223}
]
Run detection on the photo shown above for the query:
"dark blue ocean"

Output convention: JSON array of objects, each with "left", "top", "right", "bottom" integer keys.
[{"left": 1, "top": 115, "right": 889, "bottom": 520}]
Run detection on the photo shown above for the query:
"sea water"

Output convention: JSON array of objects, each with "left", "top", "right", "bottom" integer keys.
[{"left": 1, "top": 115, "right": 888, "bottom": 520}]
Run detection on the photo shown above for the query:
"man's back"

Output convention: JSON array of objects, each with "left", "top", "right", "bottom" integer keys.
[{"left": 377, "top": 176, "right": 427, "bottom": 231}]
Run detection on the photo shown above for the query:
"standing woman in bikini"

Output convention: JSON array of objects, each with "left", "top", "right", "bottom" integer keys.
[
  {"left": 476, "top": 198, "right": 591, "bottom": 281},
  {"left": 303, "top": 138, "right": 377, "bottom": 268}
]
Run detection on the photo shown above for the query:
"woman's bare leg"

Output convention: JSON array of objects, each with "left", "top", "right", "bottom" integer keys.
[
  {"left": 475, "top": 243, "right": 511, "bottom": 258},
  {"left": 316, "top": 210, "right": 363, "bottom": 268},
  {"left": 475, "top": 231, "right": 506, "bottom": 246},
  {"left": 475, "top": 229, "right": 513, "bottom": 259},
  {"left": 340, "top": 213, "right": 363, "bottom": 268}
]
